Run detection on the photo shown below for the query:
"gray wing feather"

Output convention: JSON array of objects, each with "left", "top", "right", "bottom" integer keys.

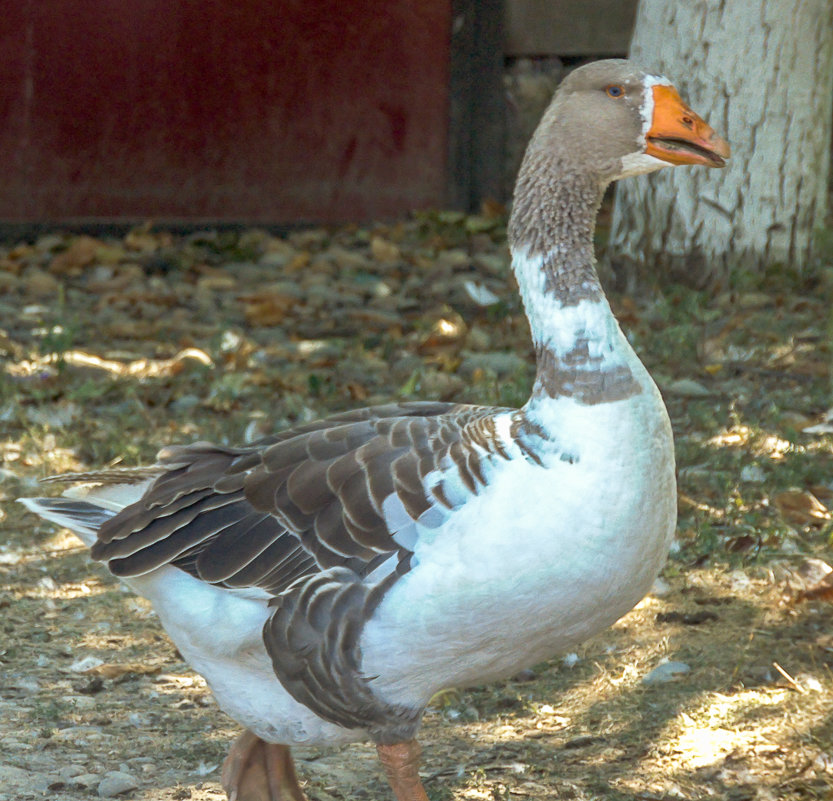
[
  {"left": 56, "top": 400, "right": 522, "bottom": 738},
  {"left": 262, "top": 567, "right": 421, "bottom": 742},
  {"left": 89, "top": 401, "right": 508, "bottom": 595}
]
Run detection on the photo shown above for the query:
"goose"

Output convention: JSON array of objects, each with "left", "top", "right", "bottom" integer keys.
[{"left": 20, "top": 59, "right": 729, "bottom": 801}]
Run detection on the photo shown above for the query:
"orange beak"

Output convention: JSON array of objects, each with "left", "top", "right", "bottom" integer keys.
[{"left": 645, "top": 85, "right": 730, "bottom": 168}]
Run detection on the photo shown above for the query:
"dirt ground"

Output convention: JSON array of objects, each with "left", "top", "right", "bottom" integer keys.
[{"left": 1, "top": 219, "right": 833, "bottom": 801}]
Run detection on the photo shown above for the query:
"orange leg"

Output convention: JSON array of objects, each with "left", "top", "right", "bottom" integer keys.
[
  {"left": 376, "top": 740, "right": 430, "bottom": 801},
  {"left": 221, "top": 730, "right": 307, "bottom": 801}
]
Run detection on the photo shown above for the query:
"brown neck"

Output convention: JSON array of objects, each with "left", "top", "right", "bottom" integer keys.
[
  {"left": 508, "top": 152, "right": 606, "bottom": 306},
  {"left": 508, "top": 150, "right": 642, "bottom": 407}
]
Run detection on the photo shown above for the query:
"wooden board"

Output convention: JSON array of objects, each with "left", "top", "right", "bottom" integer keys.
[
  {"left": 505, "top": 0, "right": 637, "bottom": 56},
  {"left": 0, "top": 1, "right": 452, "bottom": 224}
]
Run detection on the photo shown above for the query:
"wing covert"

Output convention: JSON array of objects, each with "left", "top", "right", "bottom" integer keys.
[{"left": 91, "top": 401, "right": 510, "bottom": 596}]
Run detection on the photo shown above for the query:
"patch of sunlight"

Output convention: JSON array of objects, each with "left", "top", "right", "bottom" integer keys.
[
  {"left": 62, "top": 347, "right": 213, "bottom": 377},
  {"left": 678, "top": 494, "right": 723, "bottom": 515},
  {"left": 668, "top": 689, "right": 789, "bottom": 769},
  {"left": 755, "top": 434, "right": 792, "bottom": 461},
  {"left": 29, "top": 579, "right": 109, "bottom": 601},
  {"left": 461, "top": 790, "right": 494, "bottom": 800},
  {"left": 707, "top": 426, "right": 752, "bottom": 448},
  {"left": 152, "top": 673, "right": 210, "bottom": 695},
  {"left": 5, "top": 347, "right": 212, "bottom": 379},
  {"left": 4, "top": 358, "right": 50, "bottom": 377},
  {"left": 123, "top": 596, "right": 155, "bottom": 619},
  {"left": 634, "top": 594, "right": 661, "bottom": 610},
  {"left": 705, "top": 425, "right": 798, "bottom": 461},
  {"left": 675, "top": 726, "right": 739, "bottom": 768},
  {"left": 295, "top": 339, "right": 336, "bottom": 356},
  {"left": 46, "top": 528, "right": 89, "bottom": 552},
  {"left": 0, "top": 530, "right": 87, "bottom": 570},
  {"left": 805, "top": 438, "right": 833, "bottom": 456},
  {"left": 4, "top": 432, "right": 79, "bottom": 472},
  {"left": 436, "top": 318, "right": 463, "bottom": 337},
  {"left": 2, "top": 439, "right": 23, "bottom": 460}
]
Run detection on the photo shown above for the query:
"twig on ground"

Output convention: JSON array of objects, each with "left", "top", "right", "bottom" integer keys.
[{"left": 772, "top": 662, "right": 806, "bottom": 693}]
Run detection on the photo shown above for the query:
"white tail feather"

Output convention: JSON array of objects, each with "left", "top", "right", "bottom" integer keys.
[
  {"left": 18, "top": 478, "right": 152, "bottom": 548},
  {"left": 17, "top": 497, "right": 104, "bottom": 547}
]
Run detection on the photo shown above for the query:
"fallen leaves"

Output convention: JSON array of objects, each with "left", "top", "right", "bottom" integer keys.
[
  {"left": 241, "top": 292, "right": 297, "bottom": 327},
  {"left": 773, "top": 490, "right": 831, "bottom": 529},
  {"left": 369, "top": 235, "right": 401, "bottom": 263},
  {"left": 794, "top": 577, "right": 833, "bottom": 603},
  {"left": 418, "top": 314, "right": 468, "bottom": 354},
  {"left": 83, "top": 663, "right": 162, "bottom": 680},
  {"left": 803, "top": 407, "right": 833, "bottom": 434},
  {"left": 48, "top": 236, "right": 100, "bottom": 277},
  {"left": 784, "top": 558, "right": 833, "bottom": 603},
  {"left": 3, "top": 222, "right": 833, "bottom": 576},
  {"left": 4, "top": 217, "right": 833, "bottom": 801}
]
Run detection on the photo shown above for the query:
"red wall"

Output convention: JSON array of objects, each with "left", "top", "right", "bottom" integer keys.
[{"left": 0, "top": 1, "right": 451, "bottom": 223}]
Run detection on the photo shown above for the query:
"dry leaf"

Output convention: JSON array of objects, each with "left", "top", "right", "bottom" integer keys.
[
  {"left": 775, "top": 559, "right": 833, "bottom": 603},
  {"left": 124, "top": 226, "right": 165, "bottom": 253},
  {"left": 197, "top": 275, "right": 237, "bottom": 292},
  {"left": 803, "top": 407, "right": 833, "bottom": 434},
  {"left": 462, "top": 279, "right": 500, "bottom": 307},
  {"left": 418, "top": 315, "right": 467, "bottom": 353},
  {"left": 735, "top": 292, "right": 775, "bottom": 310},
  {"left": 370, "top": 236, "right": 401, "bottom": 263},
  {"left": 84, "top": 662, "right": 162, "bottom": 679},
  {"left": 614, "top": 295, "right": 640, "bottom": 326},
  {"left": 242, "top": 293, "right": 296, "bottom": 326},
  {"left": 347, "top": 308, "right": 403, "bottom": 329},
  {"left": 809, "top": 484, "right": 833, "bottom": 503},
  {"left": 480, "top": 198, "right": 506, "bottom": 219},
  {"left": 49, "top": 236, "right": 101, "bottom": 276},
  {"left": 664, "top": 378, "right": 712, "bottom": 397},
  {"left": 773, "top": 490, "right": 831, "bottom": 528},
  {"left": 23, "top": 268, "right": 59, "bottom": 295},
  {"left": 62, "top": 348, "right": 213, "bottom": 378},
  {"left": 345, "top": 382, "right": 368, "bottom": 401},
  {"left": 727, "top": 534, "right": 758, "bottom": 552},
  {"left": 284, "top": 251, "right": 312, "bottom": 273},
  {"left": 794, "top": 573, "right": 833, "bottom": 603},
  {"left": 0, "top": 256, "right": 23, "bottom": 275}
]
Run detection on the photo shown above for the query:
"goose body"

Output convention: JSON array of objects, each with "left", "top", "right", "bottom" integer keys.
[{"left": 21, "top": 59, "right": 729, "bottom": 801}]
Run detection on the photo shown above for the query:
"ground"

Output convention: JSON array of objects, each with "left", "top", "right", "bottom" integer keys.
[{"left": 1, "top": 217, "right": 832, "bottom": 801}]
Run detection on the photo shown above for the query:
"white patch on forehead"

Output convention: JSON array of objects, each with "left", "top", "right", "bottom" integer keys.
[
  {"left": 638, "top": 84, "right": 654, "bottom": 141},
  {"left": 636, "top": 74, "right": 673, "bottom": 141},
  {"left": 616, "top": 72, "right": 676, "bottom": 181}
]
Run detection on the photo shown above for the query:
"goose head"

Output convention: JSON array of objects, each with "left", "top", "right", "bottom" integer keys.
[
  {"left": 524, "top": 59, "right": 731, "bottom": 185},
  {"left": 509, "top": 59, "right": 730, "bottom": 307}
]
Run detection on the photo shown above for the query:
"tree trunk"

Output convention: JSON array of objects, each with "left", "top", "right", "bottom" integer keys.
[{"left": 608, "top": 0, "right": 833, "bottom": 285}]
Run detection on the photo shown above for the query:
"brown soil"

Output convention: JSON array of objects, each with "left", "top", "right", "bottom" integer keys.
[{"left": 1, "top": 222, "right": 832, "bottom": 800}]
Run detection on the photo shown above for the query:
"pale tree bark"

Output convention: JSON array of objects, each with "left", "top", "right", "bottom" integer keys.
[{"left": 609, "top": 0, "right": 833, "bottom": 285}]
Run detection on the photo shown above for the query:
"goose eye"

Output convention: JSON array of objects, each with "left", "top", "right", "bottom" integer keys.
[{"left": 605, "top": 84, "right": 625, "bottom": 98}]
